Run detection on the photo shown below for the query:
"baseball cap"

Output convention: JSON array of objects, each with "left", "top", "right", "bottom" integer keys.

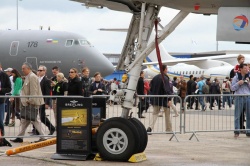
[{"left": 4, "top": 68, "right": 13, "bottom": 72}]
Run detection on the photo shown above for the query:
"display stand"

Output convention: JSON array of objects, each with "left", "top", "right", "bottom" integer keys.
[{"left": 51, "top": 97, "right": 92, "bottom": 161}]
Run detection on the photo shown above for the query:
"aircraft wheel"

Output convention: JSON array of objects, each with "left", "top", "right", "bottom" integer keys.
[
  {"left": 96, "top": 117, "right": 140, "bottom": 161},
  {"left": 129, "top": 118, "right": 148, "bottom": 153}
]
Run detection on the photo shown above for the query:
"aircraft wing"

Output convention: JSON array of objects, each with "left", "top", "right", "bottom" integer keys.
[
  {"left": 143, "top": 54, "right": 239, "bottom": 67},
  {"left": 71, "top": 0, "right": 249, "bottom": 14}
]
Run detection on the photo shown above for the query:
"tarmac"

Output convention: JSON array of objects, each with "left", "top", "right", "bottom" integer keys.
[{"left": 1, "top": 103, "right": 250, "bottom": 166}]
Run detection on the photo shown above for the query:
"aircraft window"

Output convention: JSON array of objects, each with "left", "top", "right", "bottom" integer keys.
[
  {"left": 189, "top": 71, "right": 191, "bottom": 74},
  {"left": 186, "top": 71, "right": 188, "bottom": 74},
  {"left": 9, "top": 41, "right": 19, "bottom": 56},
  {"left": 74, "top": 40, "right": 79, "bottom": 45},
  {"left": 202, "top": 71, "right": 204, "bottom": 74},
  {"left": 196, "top": 71, "right": 198, "bottom": 74},
  {"left": 65, "top": 39, "right": 74, "bottom": 47},
  {"left": 193, "top": 71, "right": 194, "bottom": 74},
  {"left": 79, "top": 39, "right": 91, "bottom": 46},
  {"left": 199, "top": 71, "right": 201, "bottom": 74},
  {"left": 183, "top": 71, "right": 184, "bottom": 74}
]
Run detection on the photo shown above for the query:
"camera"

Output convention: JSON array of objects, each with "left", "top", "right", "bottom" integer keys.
[{"left": 244, "top": 77, "right": 249, "bottom": 83}]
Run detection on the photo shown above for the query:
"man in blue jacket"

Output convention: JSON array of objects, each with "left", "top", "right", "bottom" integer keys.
[{"left": 231, "top": 63, "right": 250, "bottom": 138}]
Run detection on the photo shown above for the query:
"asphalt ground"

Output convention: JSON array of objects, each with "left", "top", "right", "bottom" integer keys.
[
  {"left": 1, "top": 130, "right": 250, "bottom": 166},
  {"left": 1, "top": 102, "right": 250, "bottom": 166}
]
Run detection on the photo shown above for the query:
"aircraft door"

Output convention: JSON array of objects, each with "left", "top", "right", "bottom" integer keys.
[
  {"left": 26, "top": 57, "right": 38, "bottom": 70},
  {"left": 9, "top": 41, "right": 19, "bottom": 56}
]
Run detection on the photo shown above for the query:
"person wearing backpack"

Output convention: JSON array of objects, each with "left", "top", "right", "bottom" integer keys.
[
  {"left": 190, "top": 77, "right": 199, "bottom": 110},
  {"left": 209, "top": 78, "right": 221, "bottom": 110},
  {"left": 196, "top": 75, "right": 207, "bottom": 111}
]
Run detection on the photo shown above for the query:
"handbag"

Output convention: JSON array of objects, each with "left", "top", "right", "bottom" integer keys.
[{"left": 20, "top": 105, "right": 38, "bottom": 121}]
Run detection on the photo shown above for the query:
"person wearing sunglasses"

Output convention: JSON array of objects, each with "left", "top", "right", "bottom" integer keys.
[{"left": 68, "top": 68, "right": 82, "bottom": 96}]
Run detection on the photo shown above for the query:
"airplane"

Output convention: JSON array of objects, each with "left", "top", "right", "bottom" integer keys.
[
  {"left": 143, "top": 41, "right": 234, "bottom": 80},
  {"left": 143, "top": 62, "right": 234, "bottom": 81},
  {"left": 0, "top": 30, "right": 114, "bottom": 78}
]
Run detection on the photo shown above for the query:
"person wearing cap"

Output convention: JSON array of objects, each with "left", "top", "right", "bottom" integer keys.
[
  {"left": 0, "top": 63, "right": 12, "bottom": 136},
  {"left": 3, "top": 67, "right": 14, "bottom": 126}
]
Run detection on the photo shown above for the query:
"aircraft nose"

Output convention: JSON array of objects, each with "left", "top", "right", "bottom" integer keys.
[
  {"left": 98, "top": 53, "right": 114, "bottom": 77},
  {"left": 86, "top": 47, "right": 114, "bottom": 77}
]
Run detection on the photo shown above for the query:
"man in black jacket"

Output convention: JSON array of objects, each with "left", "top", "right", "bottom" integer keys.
[
  {"left": 136, "top": 71, "right": 145, "bottom": 118},
  {"left": 190, "top": 77, "right": 199, "bottom": 110},
  {"left": 33, "top": 65, "right": 55, "bottom": 135},
  {"left": 187, "top": 75, "right": 194, "bottom": 109},
  {"left": 147, "top": 65, "right": 172, "bottom": 133},
  {"left": 209, "top": 78, "right": 221, "bottom": 110},
  {"left": 0, "top": 63, "right": 11, "bottom": 136}
]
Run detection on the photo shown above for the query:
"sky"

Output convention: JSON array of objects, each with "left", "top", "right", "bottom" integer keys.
[{"left": 0, "top": 0, "right": 249, "bottom": 54}]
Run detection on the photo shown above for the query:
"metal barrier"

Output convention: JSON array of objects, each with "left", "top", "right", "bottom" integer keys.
[
  {"left": 184, "top": 94, "right": 250, "bottom": 141},
  {"left": 105, "top": 95, "right": 183, "bottom": 141},
  {"left": 3, "top": 94, "right": 248, "bottom": 142},
  {"left": 1, "top": 95, "right": 183, "bottom": 142},
  {"left": 2, "top": 96, "right": 57, "bottom": 139}
]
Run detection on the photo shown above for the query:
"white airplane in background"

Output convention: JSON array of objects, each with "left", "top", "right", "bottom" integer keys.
[
  {"left": 99, "top": 29, "right": 234, "bottom": 78},
  {"left": 143, "top": 42, "right": 234, "bottom": 80}
]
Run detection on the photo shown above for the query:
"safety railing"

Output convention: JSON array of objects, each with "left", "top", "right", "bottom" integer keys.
[
  {"left": 184, "top": 93, "right": 250, "bottom": 141},
  {"left": 2, "top": 96, "right": 60, "bottom": 140},
  {"left": 1, "top": 95, "right": 183, "bottom": 142},
  {"left": 94, "top": 94, "right": 183, "bottom": 141},
  {"left": 2, "top": 94, "right": 248, "bottom": 142}
]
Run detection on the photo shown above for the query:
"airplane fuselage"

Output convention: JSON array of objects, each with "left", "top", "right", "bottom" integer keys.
[
  {"left": 144, "top": 63, "right": 233, "bottom": 81},
  {"left": 0, "top": 30, "right": 114, "bottom": 78}
]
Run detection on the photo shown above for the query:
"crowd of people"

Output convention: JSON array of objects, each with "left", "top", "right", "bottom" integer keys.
[
  {"left": 0, "top": 62, "right": 121, "bottom": 143},
  {"left": 136, "top": 55, "right": 249, "bottom": 138},
  {"left": 0, "top": 54, "right": 249, "bottom": 142}
]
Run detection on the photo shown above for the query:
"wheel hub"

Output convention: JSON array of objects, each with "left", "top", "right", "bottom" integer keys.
[{"left": 103, "top": 128, "right": 128, "bottom": 154}]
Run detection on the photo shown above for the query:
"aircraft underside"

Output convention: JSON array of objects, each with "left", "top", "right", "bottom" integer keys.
[{"left": 72, "top": 0, "right": 250, "bottom": 14}]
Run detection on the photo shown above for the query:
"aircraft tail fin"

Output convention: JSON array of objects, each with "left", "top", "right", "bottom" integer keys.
[{"left": 145, "top": 32, "right": 175, "bottom": 63}]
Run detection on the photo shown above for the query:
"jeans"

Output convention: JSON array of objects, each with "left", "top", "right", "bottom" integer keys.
[
  {"left": 198, "top": 95, "right": 205, "bottom": 110},
  {"left": 234, "top": 96, "right": 250, "bottom": 134},
  {"left": 0, "top": 103, "right": 5, "bottom": 135},
  {"left": 222, "top": 92, "right": 232, "bottom": 107}
]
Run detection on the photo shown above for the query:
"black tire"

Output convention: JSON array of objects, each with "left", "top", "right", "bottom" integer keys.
[
  {"left": 96, "top": 117, "right": 140, "bottom": 161},
  {"left": 129, "top": 118, "right": 148, "bottom": 153}
]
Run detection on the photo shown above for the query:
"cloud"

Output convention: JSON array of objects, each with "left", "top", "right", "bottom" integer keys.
[
  {"left": 0, "top": 5, "right": 131, "bottom": 53},
  {"left": 0, "top": 2, "right": 248, "bottom": 54}
]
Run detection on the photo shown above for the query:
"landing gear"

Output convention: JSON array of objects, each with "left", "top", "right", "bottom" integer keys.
[
  {"left": 96, "top": 117, "right": 147, "bottom": 161},
  {"left": 95, "top": 2, "right": 189, "bottom": 162}
]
